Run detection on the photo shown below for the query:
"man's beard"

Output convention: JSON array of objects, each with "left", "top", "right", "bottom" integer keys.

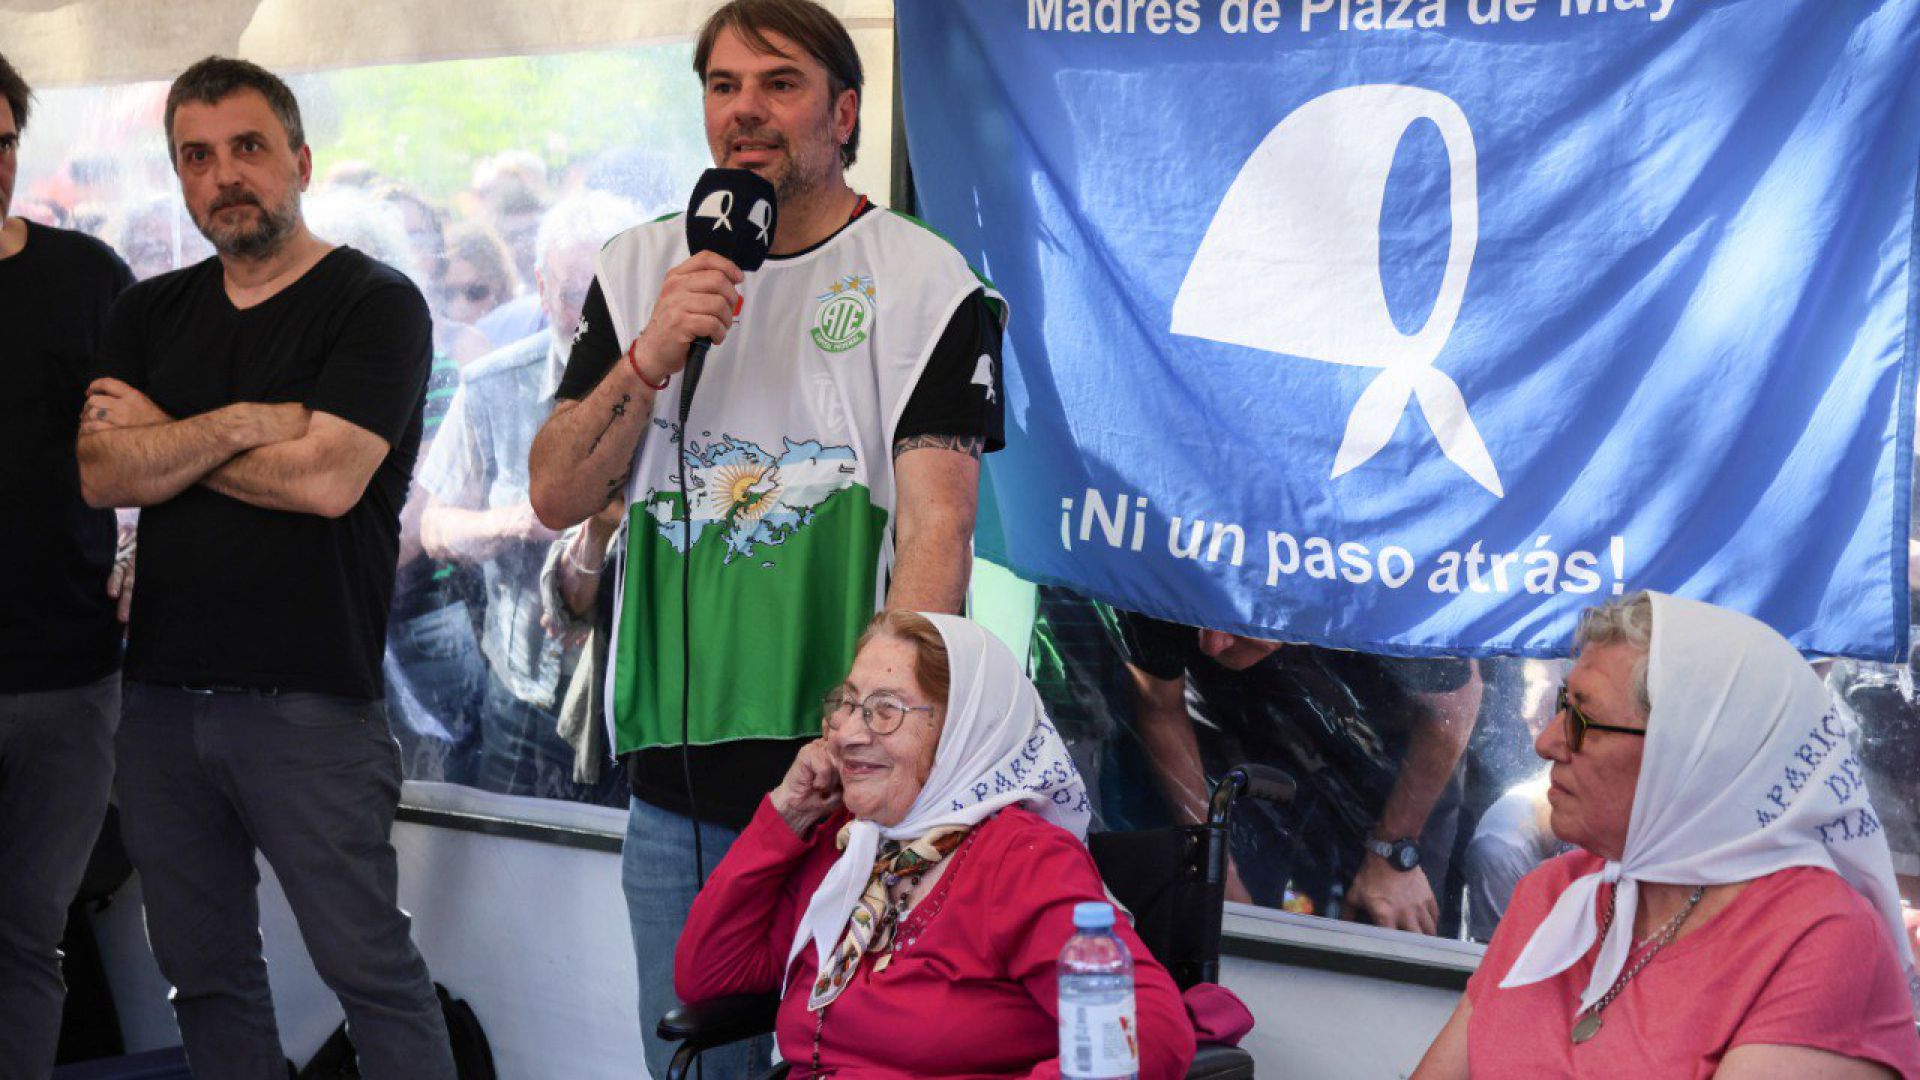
[
  {"left": 195, "top": 188, "right": 300, "bottom": 260},
  {"left": 732, "top": 115, "right": 837, "bottom": 206},
  {"left": 768, "top": 146, "right": 824, "bottom": 206},
  {"left": 731, "top": 136, "right": 808, "bottom": 204}
]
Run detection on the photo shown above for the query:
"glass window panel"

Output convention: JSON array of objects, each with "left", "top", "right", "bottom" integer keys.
[
  {"left": 16, "top": 42, "right": 725, "bottom": 809},
  {"left": 1028, "top": 571, "right": 1920, "bottom": 947}
]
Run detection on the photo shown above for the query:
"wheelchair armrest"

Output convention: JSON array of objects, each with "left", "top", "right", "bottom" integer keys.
[
  {"left": 656, "top": 992, "right": 781, "bottom": 1049},
  {"left": 1231, "top": 763, "right": 1297, "bottom": 807},
  {"left": 1208, "top": 763, "right": 1297, "bottom": 828}
]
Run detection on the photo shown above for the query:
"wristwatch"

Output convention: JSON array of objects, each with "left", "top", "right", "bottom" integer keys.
[{"left": 1366, "top": 836, "right": 1421, "bottom": 872}]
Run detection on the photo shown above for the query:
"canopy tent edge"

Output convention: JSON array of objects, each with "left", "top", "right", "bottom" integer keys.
[{"left": 0, "top": 0, "right": 893, "bottom": 88}]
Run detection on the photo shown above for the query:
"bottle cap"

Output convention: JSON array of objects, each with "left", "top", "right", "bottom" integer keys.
[{"left": 1072, "top": 901, "right": 1116, "bottom": 930}]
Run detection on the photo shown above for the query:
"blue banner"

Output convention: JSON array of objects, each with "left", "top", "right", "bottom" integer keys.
[{"left": 898, "top": 0, "right": 1920, "bottom": 658}]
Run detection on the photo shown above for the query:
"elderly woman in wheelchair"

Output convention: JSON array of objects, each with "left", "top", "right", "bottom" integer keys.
[{"left": 673, "top": 610, "right": 1200, "bottom": 1078}]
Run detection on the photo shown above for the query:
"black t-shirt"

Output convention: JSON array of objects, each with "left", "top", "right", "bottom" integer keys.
[
  {"left": 1119, "top": 612, "right": 1470, "bottom": 697},
  {"left": 0, "top": 221, "right": 134, "bottom": 692},
  {"left": 1115, "top": 609, "right": 1472, "bottom": 906},
  {"left": 555, "top": 206, "right": 1007, "bottom": 828},
  {"left": 1114, "top": 609, "right": 1470, "bottom": 826},
  {"left": 99, "top": 247, "right": 430, "bottom": 699}
]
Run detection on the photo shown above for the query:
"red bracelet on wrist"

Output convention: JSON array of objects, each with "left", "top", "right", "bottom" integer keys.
[{"left": 626, "top": 342, "right": 669, "bottom": 391}]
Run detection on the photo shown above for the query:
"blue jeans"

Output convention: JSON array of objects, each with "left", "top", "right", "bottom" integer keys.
[
  {"left": 384, "top": 600, "right": 485, "bottom": 785},
  {"left": 477, "top": 671, "right": 573, "bottom": 799},
  {"left": 476, "top": 672, "right": 628, "bottom": 806},
  {"left": 623, "top": 797, "right": 774, "bottom": 1079}
]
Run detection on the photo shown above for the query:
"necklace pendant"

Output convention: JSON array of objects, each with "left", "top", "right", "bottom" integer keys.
[{"left": 1571, "top": 1012, "right": 1603, "bottom": 1044}]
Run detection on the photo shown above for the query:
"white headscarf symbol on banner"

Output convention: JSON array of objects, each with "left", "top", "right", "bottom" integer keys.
[
  {"left": 786, "top": 613, "right": 1092, "bottom": 981},
  {"left": 1172, "top": 83, "right": 1503, "bottom": 498},
  {"left": 1499, "top": 592, "right": 1920, "bottom": 1015}
]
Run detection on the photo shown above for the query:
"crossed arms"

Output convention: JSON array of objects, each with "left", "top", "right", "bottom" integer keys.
[{"left": 76, "top": 377, "right": 390, "bottom": 518}]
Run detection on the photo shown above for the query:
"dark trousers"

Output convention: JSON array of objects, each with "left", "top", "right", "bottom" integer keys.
[
  {"left": 0, "top": 674, "right": 119, "bottom": 1080},
  {"left": 115, "top": 683, "right": 456, "bottom": 1080}
]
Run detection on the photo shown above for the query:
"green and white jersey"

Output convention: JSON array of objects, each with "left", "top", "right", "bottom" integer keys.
[{"left": 593, "top": 209, "right": 1000, "bottom": 755}]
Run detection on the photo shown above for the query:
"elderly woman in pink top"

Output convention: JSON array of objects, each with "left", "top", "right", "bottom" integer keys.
[{"left": 1415, "top": 592, "right": 1920, "bottom": 1080}]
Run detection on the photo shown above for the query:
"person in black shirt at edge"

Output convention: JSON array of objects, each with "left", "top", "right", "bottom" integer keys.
[
  {"left": 73, "top": 58, "right": 456, "bottom": 1080},
  {"left": 526, "top": 2, "right": 1004, "bottom": 1072},
  {"left": 1117, "top": 611, "right": 1481, "bottom": 935},
  {"left": 0, "top": 52, "right": 136, "bottom": 1079}
]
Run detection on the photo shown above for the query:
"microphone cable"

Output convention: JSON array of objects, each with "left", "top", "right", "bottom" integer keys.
[
  {"left": 679, "top": 387, "right": 704, "bottom": 885},
  {"left": 678, "top": 367, "right": 706, "bottom": 1080},
  {"left": 668, "top": 169, "right": 783, "bottom": 962}
]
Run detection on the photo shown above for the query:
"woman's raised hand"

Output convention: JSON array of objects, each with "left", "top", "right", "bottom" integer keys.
[{"left": 771, "top": 738, "right": 843, "bottom": 836}]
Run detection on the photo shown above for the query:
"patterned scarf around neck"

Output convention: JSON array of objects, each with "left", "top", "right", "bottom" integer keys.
[{"left": 808, "top": 822, "right": 971, "bottom": 1011}]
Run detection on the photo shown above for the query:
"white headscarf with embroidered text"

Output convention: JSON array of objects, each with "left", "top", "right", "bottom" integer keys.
[
  {"left": 786, "top": 612, "right": 1092, "bottom": 981},
  {"left": 1499, "top": 592, "right": 1920, "bottom": 1015}
]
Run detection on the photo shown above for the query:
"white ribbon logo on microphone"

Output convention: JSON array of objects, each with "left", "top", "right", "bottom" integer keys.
[
  {"left": 1172, "top": 84, "right": 1502, "bottom": 498},
  {"left": 748, "top": 199, "right": 774, "bottom": 248},
  {"left": 695, "top": 190, "right": 736, "bottom": 233}
]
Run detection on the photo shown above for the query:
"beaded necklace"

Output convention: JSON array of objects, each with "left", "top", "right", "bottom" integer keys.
[{"left": 1570, "top": 884, "right": 1706, "bottom": 1044}]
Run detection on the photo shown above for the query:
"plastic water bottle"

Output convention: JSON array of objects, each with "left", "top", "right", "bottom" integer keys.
[{"left": 1058, "top": 901, "right": 1138, "bottom": 1080}]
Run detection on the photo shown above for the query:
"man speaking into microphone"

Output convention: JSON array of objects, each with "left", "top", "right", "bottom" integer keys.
[{"left": 527, "top": 1, "right": 1005, "bottom": 1071}]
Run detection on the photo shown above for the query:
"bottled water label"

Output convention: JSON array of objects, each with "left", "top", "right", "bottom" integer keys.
[
  {"left": 1060, "top": 904, "right": 1135, "bottom": 1079},
  {"left": 1059, "top": 995, "right": 1137, "bottom": 1078}
]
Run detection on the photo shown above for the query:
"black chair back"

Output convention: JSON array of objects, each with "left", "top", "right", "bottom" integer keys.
[
  {"left": 1087, "top": 826, "right": 1222, "bottom": 991},
  {"left": 1086, "top": 763, "right": 1297, "bottom": 989}
]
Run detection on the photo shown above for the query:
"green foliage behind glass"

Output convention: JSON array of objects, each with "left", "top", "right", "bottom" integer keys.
[{"left": 292, "top": 43, "right": 708, "bottom": 200}]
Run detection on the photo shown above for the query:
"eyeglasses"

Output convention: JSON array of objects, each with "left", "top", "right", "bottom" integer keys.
[
  {"left": 1557, "top": 685, "right": 1647, "bottom": 752},
  {"left": 444, "top": 281, "right": 492, "bottom": 303},
  {"left": 821, "top": 690, "right": 935, "bottom": 736}
]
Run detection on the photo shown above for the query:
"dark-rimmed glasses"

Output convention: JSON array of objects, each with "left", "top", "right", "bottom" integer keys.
[
  {"left": 821, "top": 691, "right": 935, "bottom": 736},
  {"left": 443, "top": 281, "right": 492, "bottom": 304},
  {"left": 1557, "top": 685, "right": 1647, "bottom": 752}
]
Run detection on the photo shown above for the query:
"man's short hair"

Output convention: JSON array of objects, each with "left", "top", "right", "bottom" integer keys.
[
  {"left": 164, "top": 56, "right": 305, "bottom": 158},
  {"left": 535, "top": 192, "right": 635, "bottom": 272},
  {"left": 0, "top": 52, "right": 32, "bottom": 132},
  {"left": 694, "top": 0, "right": 865, "bottom": 169}
]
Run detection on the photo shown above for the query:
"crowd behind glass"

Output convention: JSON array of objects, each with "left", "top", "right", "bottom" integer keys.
[{"left": 19, "top": 50, "right": 1919, "bottom": 949}]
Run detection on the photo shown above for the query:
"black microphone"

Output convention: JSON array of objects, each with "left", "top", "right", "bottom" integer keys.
[{"left": 678, "top": 168, "right": 778, "bottom": 427}]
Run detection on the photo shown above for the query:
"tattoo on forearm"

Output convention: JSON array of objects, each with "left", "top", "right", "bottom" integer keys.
[
  {"left": 892, "top": 433, "right": 984, "bottom": 461},
  {"left": 587, "top": 393, "right": 633, "bottom": 458}
]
